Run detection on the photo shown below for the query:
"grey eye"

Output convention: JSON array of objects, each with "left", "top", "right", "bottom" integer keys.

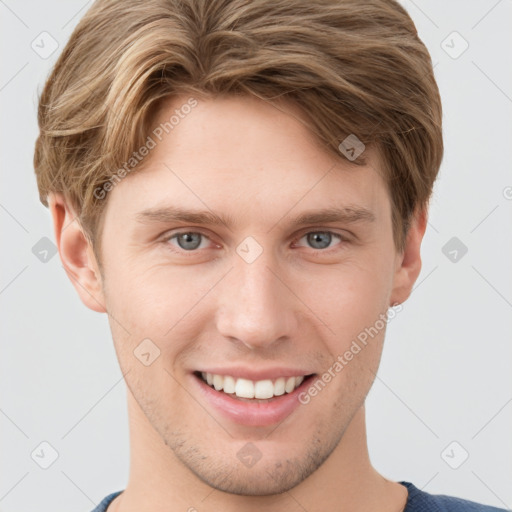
[
  {"left": 175, "top": 232, "right": 203, "bottom": 250},
  {"left": 306, "top": 232, "right": 333, "bottom": 250}
]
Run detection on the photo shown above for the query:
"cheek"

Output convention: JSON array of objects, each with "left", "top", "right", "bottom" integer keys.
[
  {"left": 298, "top": 261, "right": 393, "bottom": 396},
  {"left": 304, "top": 257, "right": 393, "bottom": 340},
  {"left": 103, "top": 264, "right": 214, "bottom": 361}
]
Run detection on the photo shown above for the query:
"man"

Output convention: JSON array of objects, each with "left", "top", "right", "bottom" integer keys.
[{"left": 33, "top": 0, "right": 507, "bottom": 510}]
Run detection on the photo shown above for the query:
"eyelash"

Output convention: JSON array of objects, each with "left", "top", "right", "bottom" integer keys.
[{"left": 161, "top": 229, "right": 349, "bottom": 256}]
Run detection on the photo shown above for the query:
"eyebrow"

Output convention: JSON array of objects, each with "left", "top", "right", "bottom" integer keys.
[{"left": 134, "top": 205, "right": 375, "bottom": 229}]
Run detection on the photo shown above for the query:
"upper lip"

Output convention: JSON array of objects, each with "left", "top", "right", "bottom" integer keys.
[{"left": 194, "top": 367, "right": 315, "bottom": 381}]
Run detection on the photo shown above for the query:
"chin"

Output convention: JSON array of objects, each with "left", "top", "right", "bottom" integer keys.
[
  {"left": 165, "top": 433, "right": 335, "bottom": 497},
  {"left": 193, "top": 462, "right": 308, "bottom": 496}
]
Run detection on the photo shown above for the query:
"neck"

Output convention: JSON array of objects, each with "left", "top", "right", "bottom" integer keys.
[{"left": 109, "top": 390, "right": 408, "bottom": 512}]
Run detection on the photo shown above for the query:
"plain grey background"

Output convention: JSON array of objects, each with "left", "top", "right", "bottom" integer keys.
[{"left": 1, "top": 1, "right": 511, "bottom": 511}]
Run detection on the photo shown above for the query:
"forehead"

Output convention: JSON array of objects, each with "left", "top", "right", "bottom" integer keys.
[{"left": 103, "top": 93, "right": 389, "bottom": 227}]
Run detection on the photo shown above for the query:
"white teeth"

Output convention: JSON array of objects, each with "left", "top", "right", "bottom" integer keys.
[
  {"left": 199, "top": 372, "right": 308, "bottom": 399},
  {"left": 235, "top": 378, "right": 254, "bottom": 398},
  {"left": 254, "top": 379, "right": 274, "bottom": 399},
  {"left": 223, "top": 375, "right": 236, "bottom": 394},
  {"left": 213, "top": 374, "right": 224, "bottom": 391},
  {"left": 274, "top": 377, "right": 285, "bottom": 396},
  {"left": 284, "top": 376, "right": 296, "bottom": 393}
]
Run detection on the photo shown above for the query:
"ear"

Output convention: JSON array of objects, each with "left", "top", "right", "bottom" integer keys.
[
  {"left": 389, "top": 206, "right": 428, "bottom": 306},
  {"left": 48, "top": 192, "right": 106, "bottom": 313}
]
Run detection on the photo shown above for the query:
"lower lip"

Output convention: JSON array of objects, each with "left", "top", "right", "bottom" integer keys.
[{"left": 190, "top": 373, "right": 315, "bottom": 427}]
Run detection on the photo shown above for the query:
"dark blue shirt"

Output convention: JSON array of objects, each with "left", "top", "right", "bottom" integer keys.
[{"left": 89, "top": 481, "right": 509, "bottom": 511}]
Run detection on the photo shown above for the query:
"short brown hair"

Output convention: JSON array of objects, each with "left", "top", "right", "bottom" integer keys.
[{"left": 34, "top": 0, "right": 443, "bottom": 266}]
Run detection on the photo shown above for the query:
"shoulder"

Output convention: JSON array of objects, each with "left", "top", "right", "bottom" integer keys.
[
  {"left": 89, "top": 491, "right": 123, "bottom": 512},
  {"left": 400, "top": 482, "right": 509, "bottom": 512}
]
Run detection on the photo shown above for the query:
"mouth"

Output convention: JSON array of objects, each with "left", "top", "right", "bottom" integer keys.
[{"left": 193, "top": 371, "right": 316, "bottom": 403}]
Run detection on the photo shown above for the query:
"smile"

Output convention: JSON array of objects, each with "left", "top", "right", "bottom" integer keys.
[
  {"left": 191, "top": 370, "right": 316, "bottom": 426},
  {"left": 196, "top": 371, "right": 313, "bottom": 400}
]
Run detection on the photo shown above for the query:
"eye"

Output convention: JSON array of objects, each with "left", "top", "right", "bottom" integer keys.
[
  {"left": 293, "top": 230, "right": 346, "bottom": 251},
  {"left": 164, "top": 231, "right": 214, "bottom": 252}
]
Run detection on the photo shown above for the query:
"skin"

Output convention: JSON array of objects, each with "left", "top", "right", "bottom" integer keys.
[{"left": 49, "top": 93, "right": 426, "bottom": 511}]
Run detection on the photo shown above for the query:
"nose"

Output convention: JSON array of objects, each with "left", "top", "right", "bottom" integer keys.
[{"left": 215, "top": 249, "right": 298, "bottom": 351}]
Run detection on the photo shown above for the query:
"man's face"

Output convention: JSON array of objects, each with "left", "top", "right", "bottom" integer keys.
[{"left": 95, "top": 94, "right": 405, "bottom": 495}]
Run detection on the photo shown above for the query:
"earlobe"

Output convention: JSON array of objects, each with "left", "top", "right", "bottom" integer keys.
[
  {"left": 389, "top": 207, "right": 428, "bottom": 307},
  {"left": 48, "top": 192, "right": 106, "bottom": 313}
]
